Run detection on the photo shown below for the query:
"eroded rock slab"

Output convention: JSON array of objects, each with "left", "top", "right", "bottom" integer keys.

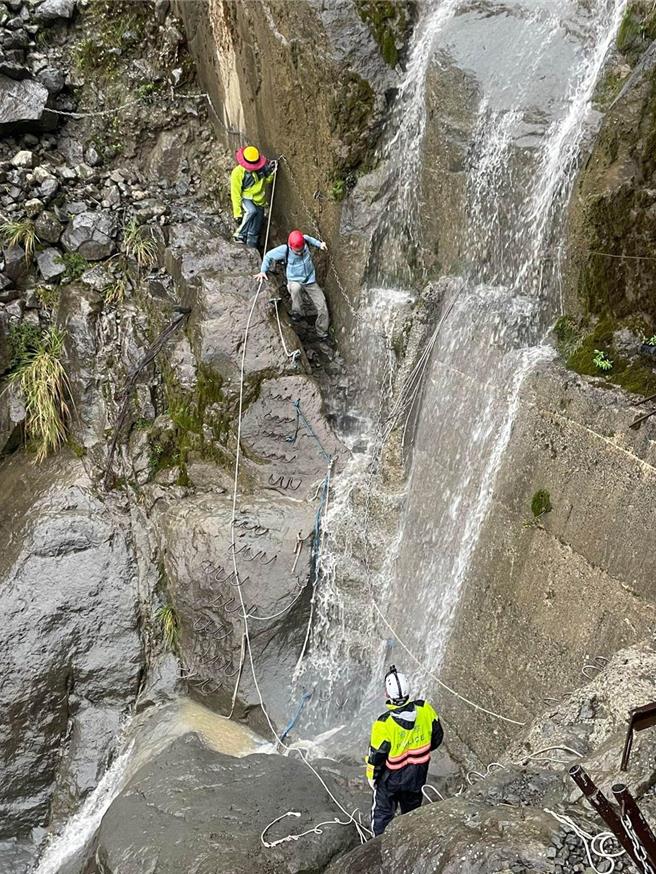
[
  {"left": 165, "top": 222, "right": 302, "bottom": 382},
  {"left": 92, "top": 733, "right": 359, "bottom": 874},
  {"left": 0, "top": 453, "right": 143, "bottom": 836}
]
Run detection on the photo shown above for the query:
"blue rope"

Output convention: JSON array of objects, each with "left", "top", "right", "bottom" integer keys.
[
  {"left": 287, "top": 399, "right": 333, "bottom": 464},
  {"left": 279, "top": 689, "right": 313, "bottom": 742}
]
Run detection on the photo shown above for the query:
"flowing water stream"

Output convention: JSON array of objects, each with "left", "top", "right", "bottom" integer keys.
[
  {"left": 32, "top": 700, "right": 267, "bottom": 873},
  {"left": 298, "top": 0, "right": 628, "bottom": 750}
]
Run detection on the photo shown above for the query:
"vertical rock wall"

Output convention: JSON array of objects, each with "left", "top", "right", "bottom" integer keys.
[{"left": 172, "top": 0, "right": 399, "bottom": 326}]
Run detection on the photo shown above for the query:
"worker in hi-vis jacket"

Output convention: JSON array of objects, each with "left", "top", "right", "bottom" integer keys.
[{"left": 365, "top": 665, "right": 444, "bottom": 836}]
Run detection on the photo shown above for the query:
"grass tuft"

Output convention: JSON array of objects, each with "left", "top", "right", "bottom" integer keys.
[
  {"left": 57, "top": 252, "right": 91, "bottom": 282},
  {"left": 35, "top": 286, "right": 59, "bottom": 309},
  {"left": 1, "top": 219, "right": 37, "bottom": 261},
  {"left": 104, "top": 277, "right": 127, "bottom": 307},
  {"left": 122, "top": 218, "right": 158, "bottom": 268},
  {"left": 9, "top": 326, "right": 71, "bottom": 462},
  {"left": 156, "top": 603, "right": 179, "bottom": 651}
]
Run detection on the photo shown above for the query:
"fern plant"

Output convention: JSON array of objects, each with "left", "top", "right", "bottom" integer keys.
[{"left": 9, "top": 326, "right": 71, "bottom": 461}]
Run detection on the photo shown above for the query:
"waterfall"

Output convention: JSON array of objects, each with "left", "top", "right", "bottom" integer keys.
[
  {"left": 33, "top": 747, "right": 133, "bottom": 874},
  {"left": 31, "top": 700, "right": 267, "bottom": 873},
  {"left": 300, "top": 0, "right": 628, "bottom": 747}
]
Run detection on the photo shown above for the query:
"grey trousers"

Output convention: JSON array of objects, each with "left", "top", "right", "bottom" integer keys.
[{"left": 288, "top": 281, "right": 329, "bottom": 337}]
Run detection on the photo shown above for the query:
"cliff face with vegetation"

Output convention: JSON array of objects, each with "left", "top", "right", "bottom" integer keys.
[
  {"left": 3, "top": 1, "right": 656, "bottom": 872},
  {"left": 0, "top": 1, "right": 368, "bottom": 869}
]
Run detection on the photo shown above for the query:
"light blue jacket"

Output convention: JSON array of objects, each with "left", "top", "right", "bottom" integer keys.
[{"left": 261, "top": 235, "right": 322, "bottom": 284}]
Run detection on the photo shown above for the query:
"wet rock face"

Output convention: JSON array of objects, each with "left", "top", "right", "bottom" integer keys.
[
  {"left": 567, "top": 38, "right": 656, "bottom": 320},
  {"left": 91, "top": 732, "right": 359, "bottom": 874},
  {"left": 0, "top": 454, "right": 143, "bottom": 837},
  {"left": 327, "top": 799, "right": 556, "bottom": 874}
]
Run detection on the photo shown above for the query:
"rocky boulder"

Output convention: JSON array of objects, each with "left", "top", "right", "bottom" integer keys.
[
  {"left": 328, "top": 798, "right": 556, "bottom": 874},
  {"left": 0, "top": 74, "right": 51, "bottom": 132},
  {"left": 35, "top": 0, "right": 76, "bottom": 20},
  {"left": 91, "top": 732, "right": 361, "bottom": 874},
  {"left": 0, "top": 379, "right": 25, "bottom": 452},
  {"left": 165, "top": 221, "right": 303, "bottom": 381},
  {"left": 61, "top": 210, "right": 117, "bottom": 260},
  {"left": 0, "top": 453, "right": 143, "bottom": 837},
  {"left": 35, "top": 210, "right": 64, "bottom": 244},
  {"left": 37, "top": 246, "right": 64, "bottom": 280}
]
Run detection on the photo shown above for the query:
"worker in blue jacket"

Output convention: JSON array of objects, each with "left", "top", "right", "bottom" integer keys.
[{"left": 255, "top": 229, "right": 330, "bottom": 339}]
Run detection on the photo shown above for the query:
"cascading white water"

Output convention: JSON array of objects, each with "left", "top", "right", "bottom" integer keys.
[
  {"left": 300, "top": 0, "right": 628, "bottom": 746},
  {"left": 32, "top": 700, "right": 267, "bottom": 873},
  {"left": 33, "top": 747, "right": 133, "bottom": 874}
]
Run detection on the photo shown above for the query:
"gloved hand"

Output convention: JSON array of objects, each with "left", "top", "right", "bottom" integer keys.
[
  {"left": 269, "top": 159, "right": 278, "bottom": 172},
  {"left": 367, "top": 777, "right": 375, "bottom": 791},
  {"left": 234, "top": 216, "right": 242, "bottom": 227},
  {"left": 320, "top": 241, "right": 328, "bottom": 252}
]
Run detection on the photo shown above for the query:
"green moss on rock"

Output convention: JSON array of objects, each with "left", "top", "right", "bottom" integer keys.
[
  {"left": 616, "top": 2, "right": 656, "bottom": 59},
  {"left": 531, "top": 489, "right": 552, "bottom": 518},
  {"left": 160, "top": 362, "right": 233, "bottom": 478},
  {"left": 562, "top": 315, "right": 656, "bottom": 398},
  {"left": 330, "top": 73, "right": 377, "bottom": 173},
  {"left": 355, "top": 0, "right": 414, "bottom": 68}
]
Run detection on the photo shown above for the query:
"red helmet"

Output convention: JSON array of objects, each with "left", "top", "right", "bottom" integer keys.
[{"left": 288, "top": 230, "right": 305, "bottom": 251}]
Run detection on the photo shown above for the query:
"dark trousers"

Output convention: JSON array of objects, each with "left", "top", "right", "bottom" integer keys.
[{"left": 371, "top": 782, "right": 423, "bottom": 836}]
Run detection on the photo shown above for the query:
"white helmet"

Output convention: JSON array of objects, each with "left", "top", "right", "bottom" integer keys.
[{"left": 385, "top": 665, "right": 409, "bottom": 703}]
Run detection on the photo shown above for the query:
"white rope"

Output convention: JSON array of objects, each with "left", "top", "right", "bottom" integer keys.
[
  {"left": 466, "top": 762, "right": 507, "bottom": 785},
  {"left": 261, "top": 809, "right": 364, "bottom": 848},
  {"left": 546, "top": 808, "right": 626, "bottom": 874},
  {"left": 225, "top": 166, "right": 371, "bottom": 847},
  {"left": 370, "top": 600, "right": 525, "bottom": 725},
  {"left": 421, "top": 784, "right": 444, "bottom": 803},
  {"left": 227, "top": 631, "right": 245, "bottom": 720},
  {"left": 270, "top": 296, "right": 302, "bottom": 361},
  {"left": 512, "top": 744, "right": 584, "bottom": 766},
  {"left": 246, "top": 586, "right": 306, "bottom": 621},
  {"left": 45, "top": 98, "right": 146, "bottom": 118}
]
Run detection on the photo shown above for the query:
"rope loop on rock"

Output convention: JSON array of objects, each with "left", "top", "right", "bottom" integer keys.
[{"left": 546, "top": 808, "right": 626, "bottom": 874}]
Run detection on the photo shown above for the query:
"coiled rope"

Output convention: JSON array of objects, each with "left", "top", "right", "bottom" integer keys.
[{"left": 546, "top": 808, "right": 626, "bottom": 873}]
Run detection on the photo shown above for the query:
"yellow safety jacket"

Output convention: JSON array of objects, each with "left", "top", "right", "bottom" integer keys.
[
  {"left": 230, "top": 163, "right": 274, "bottom": 218},
  {"left": 365, "top": 699, "right": 443, "bottom": 788}
]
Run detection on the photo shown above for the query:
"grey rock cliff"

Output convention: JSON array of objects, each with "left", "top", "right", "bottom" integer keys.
[{"left": 0, "top": 453, "right": 143, "bottom": 837}]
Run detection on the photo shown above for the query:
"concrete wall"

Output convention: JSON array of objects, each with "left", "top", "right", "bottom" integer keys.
[{"left": 438, "top": 362, "right": 656, "bottom": 759}]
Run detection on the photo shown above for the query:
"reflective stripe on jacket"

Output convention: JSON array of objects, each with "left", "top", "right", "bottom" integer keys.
[
  {"left": 365, "top": 699, "right": 443, "bottom": 785},
  {"left": 230, "top": 163, "right": 274, "bottom": 217},
  {"left": 260, "top": 235, "right": 322, "bottom": 284}
]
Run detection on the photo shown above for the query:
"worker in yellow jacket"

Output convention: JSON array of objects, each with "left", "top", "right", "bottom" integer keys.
[
  {"left": 366, "top": 665, "right": 443, "bottom": 836},
  {"left": 231, "top": 145, "right": 277, "bottom": 248}
]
